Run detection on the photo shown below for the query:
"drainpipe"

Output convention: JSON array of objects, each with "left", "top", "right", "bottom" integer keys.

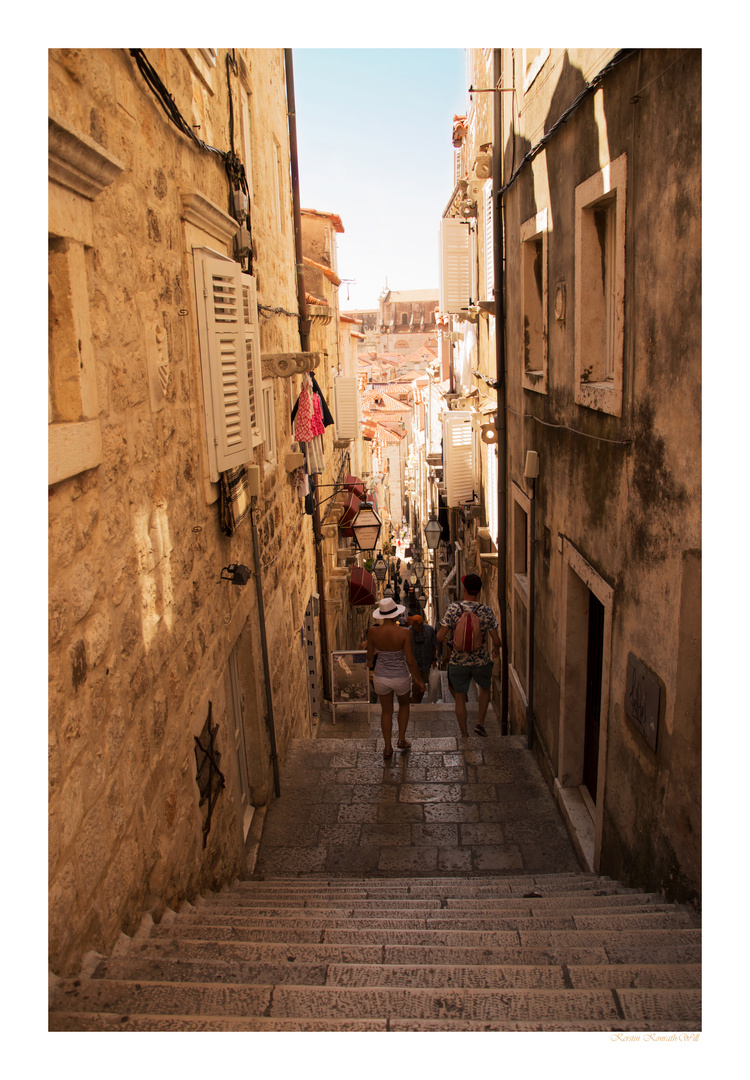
[
  {"left": 493, "top": 48, "right": 509, "bottom": 735},
  {"left": 250, "top": 506, "right": 280, "bottom": 797},
  {"left": 284, "top": 48, "right": 331, "bottom": 699}
]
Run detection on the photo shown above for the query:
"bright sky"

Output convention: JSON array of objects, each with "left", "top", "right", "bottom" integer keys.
[{"left": 291, "top": 49, "right": 467, "bottom": 312}]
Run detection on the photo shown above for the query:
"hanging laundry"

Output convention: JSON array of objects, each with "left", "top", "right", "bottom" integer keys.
[
  {"left": 304, "top": 434, "right": 325, "bottom": 475},
  {"left": 291, "top": 372, "right": 334, "bottom": 433},
  {"left": 292, "top": 373, "right": 325, "bottom": 443}
]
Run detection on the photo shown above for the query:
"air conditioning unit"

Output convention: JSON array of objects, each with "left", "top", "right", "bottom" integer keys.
[{"left": 474, "top": 153, "right": 492, "bottom": 180}]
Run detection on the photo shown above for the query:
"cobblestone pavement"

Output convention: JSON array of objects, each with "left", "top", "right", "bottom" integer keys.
[{"left": 253, "top": 702, "right": 581, "bottom": 878}]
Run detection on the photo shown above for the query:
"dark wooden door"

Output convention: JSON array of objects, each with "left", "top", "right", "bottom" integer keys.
[{"left": 583, "top": 593, "right": 604, "bottom": 802}]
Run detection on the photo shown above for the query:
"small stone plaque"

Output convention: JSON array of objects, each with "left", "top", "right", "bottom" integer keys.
[{"left": 625, "top": 653, "right": 661, "bottom": 751}]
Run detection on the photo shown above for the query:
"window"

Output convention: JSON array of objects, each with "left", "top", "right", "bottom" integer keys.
[
  {"left": 510, "top": 482, "right": 531, "bottom": 704},
  {"left": 261, "top": 379, "right": 277, "bottom": 468},
  {"left": 192, "top": 250, "right": 263, "bottom": 480},
  {"left": 333, "top": 376, "right": 359, "bottom": 441},
  {"left": 439, "top": 217, "right": 476, "bottom": 314},
  {"left": 574, "top": 153, "right": 627, "bottom": 416},
  {"left": 402, "top": 312, "right": 409, "bottom": 325},
  {"left": 486, "top": 440, "right": 498, "bottom": 544},
  {"left": 521, "top": 208, "right": 548, "bottom": 394},
  {"left": 523, "top": 49, "right": 550, "bottom": 94},
  {"left": 482, "top": 180, "right": 494, "bottom": 303},
  {"left": 48, "top": 116, "right": 123, "bottom": 485},
  {"left": 241, "top": 272, "right": 264, "bottom": 448},
  {"left": 443, "top": 411, "right": 475, "bottom": 507}
]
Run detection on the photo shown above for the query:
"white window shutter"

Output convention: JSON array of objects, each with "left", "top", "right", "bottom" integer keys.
[
  {"left": 483, "top": 180, "right": 494, "bottom": 302},
  {"left": 241, "top": 273, "right": 265, "bottom": 448},
  {"left": 439, "top": 218, "right": 472, "bottom": 314},
  {"left": 196, "top": 254, "right": 253, "bottom": 478},
  {"left": 334, "top": 375, "right": 359, "bottom": 440},
  {"left": 443, "top": 412, "right": 474, "bottom": 506}
]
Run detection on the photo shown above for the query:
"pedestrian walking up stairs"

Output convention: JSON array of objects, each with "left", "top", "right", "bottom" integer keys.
[{"left": 49, "top": 871, "right": 700, "bottom": 1031}]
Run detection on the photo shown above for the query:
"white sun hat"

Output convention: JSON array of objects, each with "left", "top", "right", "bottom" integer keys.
[{"left": 372, "top": 596, "right": 406, "bottom": 620}]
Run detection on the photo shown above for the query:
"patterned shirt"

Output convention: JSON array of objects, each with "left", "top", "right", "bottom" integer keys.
[{"left": 440, "top": 601, "right": 498, "bottom": 666}]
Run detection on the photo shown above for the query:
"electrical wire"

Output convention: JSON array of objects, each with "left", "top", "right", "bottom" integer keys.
[
  {"left": 505, "top": 403, "right": 632, "bottom": 447},
  {"left": 499, "top": 49, "right": 638, "bottom": 199},
  {"left": 257, "top": 304, "right": 300, "bottom": 320},
  {"left": 129, "top": 49, "right": 250, "bottom": 209}
]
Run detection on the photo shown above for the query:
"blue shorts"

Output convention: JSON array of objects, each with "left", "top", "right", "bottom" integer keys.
[{"left": 448, "top": 662, "right": 494, "bottom": 694}]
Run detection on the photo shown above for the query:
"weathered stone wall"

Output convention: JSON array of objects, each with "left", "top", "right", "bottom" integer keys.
[
  {"left": 48, "top": 48, "right": 319, "bottom": 975},
  {"left": 498, "top": 48, "right": 701, "bottom": 901}
]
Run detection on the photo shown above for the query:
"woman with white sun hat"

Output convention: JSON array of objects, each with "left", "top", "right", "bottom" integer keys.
[{"left": 366, "top": 596, "right": 425, "bottom": 759}]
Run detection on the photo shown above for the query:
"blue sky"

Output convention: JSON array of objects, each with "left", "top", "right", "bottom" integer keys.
[{"left": 291, "top": 49, "right": 467, "bottom": 312}]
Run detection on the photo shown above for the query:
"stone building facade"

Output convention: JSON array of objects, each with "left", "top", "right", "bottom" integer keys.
[
  {"left": 434, "top": 49, "right": 701, "bottom": 904},
  {"left": 344, "top": 289, "right": 439, "bottom": 356},
  {"left": 48, "top": 48, "right": 366, "bottom": 977}
]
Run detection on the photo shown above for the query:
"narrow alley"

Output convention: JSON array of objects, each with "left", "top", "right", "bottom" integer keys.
[{"left": 47, "top": 46, "right": 702, "bottom": 1040}]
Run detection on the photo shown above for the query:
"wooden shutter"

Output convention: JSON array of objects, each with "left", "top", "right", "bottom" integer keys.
[
  {"left": 439, "top": 218, "right": 472, "bottom": 314},
  {"left": 241, "top": 273, "right": 264, "bottom": 447},
  {"left": 483, "top": 180, "right": 494, "bottom": 302},
  {"left": 198, "top": 254, "right": 253, "bottom": 477},
  {"left": 443, "top": 411, "right": 474, "bottom": 506},
  {"left": 334, "top": 376, "right": 359, "bottom": 440}
]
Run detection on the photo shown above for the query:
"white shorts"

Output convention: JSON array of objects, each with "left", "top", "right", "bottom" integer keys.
[{"left": 372, "top": 674, "right": 411, "bottom": 697}]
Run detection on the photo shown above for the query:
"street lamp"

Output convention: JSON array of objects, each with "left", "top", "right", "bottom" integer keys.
[
  {"left": 373, "top": 553, "right": 388, "bottom": 582},
  {"left": 413, "top": 554, "right": 425, "bottom": 582},
  {"left": 424, "top": 514, "right": 441, "bottom": 551},
  {"left": 351, "top": 498, "right": 382, "bottom": 552}
]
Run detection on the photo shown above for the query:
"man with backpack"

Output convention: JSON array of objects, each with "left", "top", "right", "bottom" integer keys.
[{"left": 437, "top": 573, "right": 500, "bottom": 738}]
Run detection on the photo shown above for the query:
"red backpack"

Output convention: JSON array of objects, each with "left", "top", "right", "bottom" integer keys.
[{"left": 452, "top": 602, "right": 483, "bottom": 653}]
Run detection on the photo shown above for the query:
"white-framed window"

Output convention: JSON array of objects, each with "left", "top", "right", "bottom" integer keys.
[
  {"left": 241, "top": 272, "right": 264, "bottom": 448},
  {"left": 333, "top": 376, "right": 359, "bottom": 441},
  {"left": 521, "top": 207, "right": 548, "bottom": 394},
  {"left": 439, "top": 217, "right": 476, "bottom": 314},
  {"left": 574, "top": 153, "right": 627, "bottom": 417},
  {"left": 261, "top": 378, "right": 277, "bottom": 468},
  {"left": 192, "top": 249, "right": 263, "bottom": 480},
  {"left": 486, "top": 439, "right": 498, "bottom": 544},
  {"left": 443, "top": 411, "right": 476, "bottom": 507},
  {"left": 523, "top": 49, "right": 550, "bottom": 94},
  {"left": 482, "top": 179, "right": 494, "bottom": 302},
  {"left": 509, "top": 481, "right": 531, "bottom": 704}
]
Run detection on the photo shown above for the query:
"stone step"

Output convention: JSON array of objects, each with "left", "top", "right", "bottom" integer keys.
[
  {"left": 146, "top": 922, "right": 701, "bottom": 950},
  {"left": 105, "top": 936, "right": 702, "bottom": 968},
  {"left": 93, "top": 953, "right": 700, "bottom": 991},
  {"left": 50, "top": 978, "right": 700, "bottom": 1025},
  {"left": 48, "top": 1013, "right": 698, "bottom": 1032},
  {"left": 155, "top": 908, "right": 689, "bottom": 933},
  {"left": 198, "top": 892, "right": 666, "bottom": 912}
]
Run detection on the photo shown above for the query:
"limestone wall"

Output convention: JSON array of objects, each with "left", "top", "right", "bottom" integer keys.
[{"left": 48, "top": 48, "right": 321, "bottom": 975}]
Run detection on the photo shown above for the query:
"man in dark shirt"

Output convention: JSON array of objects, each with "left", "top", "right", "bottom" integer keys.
[{"left": 407, "top": 614, "right": 437, "bottom": 702}]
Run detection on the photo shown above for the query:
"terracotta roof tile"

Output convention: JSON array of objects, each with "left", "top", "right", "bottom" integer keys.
[{"left": 301, "top": 208, "right": 345, "bottom": 233}]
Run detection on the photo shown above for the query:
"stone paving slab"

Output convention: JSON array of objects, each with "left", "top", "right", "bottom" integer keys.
[
  {"left": 326, "top": 962, "right": 567, "bottom": 988},
  {"left": 568, "top": 964, "right": 701, "bottom": 989},
  {"left": 255, "top": 707, "right": 581, "bottom": 880},
  {"left": 48, "top": 1014, "right": 391, "bottom": 1031},
  {"left": 269, "top": 985, "right": 622, "bottom": 1021}
]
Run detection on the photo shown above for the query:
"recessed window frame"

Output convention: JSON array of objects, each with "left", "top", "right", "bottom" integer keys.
[
  {"left": 261, "top": 378, "right": 277, "bottom": 470},
  {"left": 574, "top": 153, "right": 627, "bottom": 417},
  {"left": 520, "top": 208, "right": 548, "bottom": 395}
]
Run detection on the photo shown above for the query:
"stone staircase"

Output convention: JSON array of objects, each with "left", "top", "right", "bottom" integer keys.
[{"left": 49, "top": 871, "right": 701, "bottom": 1031}]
